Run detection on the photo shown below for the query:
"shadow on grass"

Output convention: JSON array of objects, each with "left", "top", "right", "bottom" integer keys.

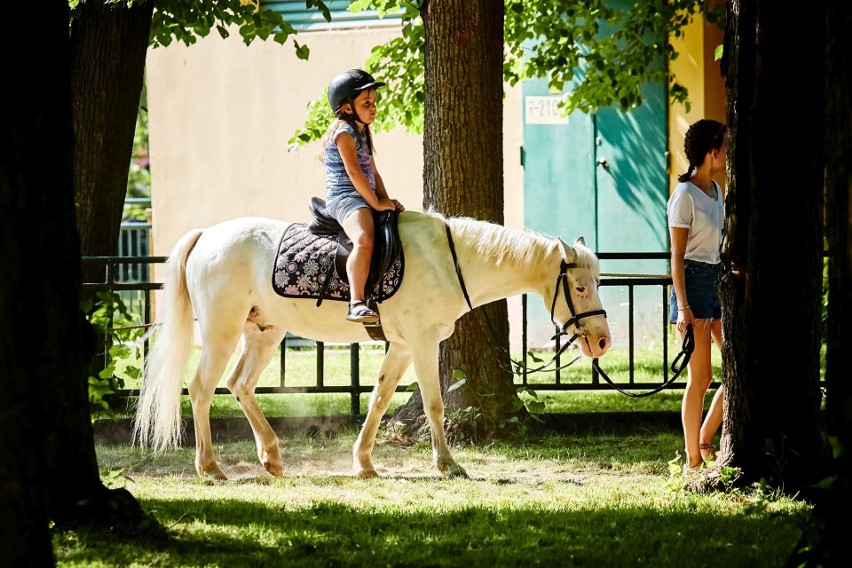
[{"left": 55, "top": 496, "right": 806, "bottom": 568}]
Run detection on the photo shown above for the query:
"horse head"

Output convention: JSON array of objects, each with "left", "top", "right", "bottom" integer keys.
[{"left": 550, "top": 237, "right": 611, "bottom": 358}]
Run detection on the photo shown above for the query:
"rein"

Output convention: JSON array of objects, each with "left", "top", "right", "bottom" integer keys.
[{"left": 445, "top": 224, "right": 606, "bottom": 375}]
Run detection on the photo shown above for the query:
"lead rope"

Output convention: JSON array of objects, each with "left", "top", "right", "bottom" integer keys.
[{"left": 591, "top": 323, "right": 694, "bottom": 397}]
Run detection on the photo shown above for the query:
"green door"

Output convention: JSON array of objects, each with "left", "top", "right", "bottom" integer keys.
[{"left": 522, "top": 78, "right": 669, "bottom": 349}]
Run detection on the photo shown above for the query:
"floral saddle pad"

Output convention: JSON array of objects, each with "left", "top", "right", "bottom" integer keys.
[{"left": 272, "top": 223, "right": 404, "bottom": 303}]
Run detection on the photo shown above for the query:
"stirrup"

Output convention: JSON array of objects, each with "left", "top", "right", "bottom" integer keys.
[{"left": 347, "top": 301, "right": 379, "bottom": 323}]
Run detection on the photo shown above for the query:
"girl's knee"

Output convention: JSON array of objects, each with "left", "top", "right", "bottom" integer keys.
[
  {"left": 353, "top": 232, "right": 374, "bottom": 250},
  {"left": 686, "top": 373, "right": 714, "bottom": 391}
]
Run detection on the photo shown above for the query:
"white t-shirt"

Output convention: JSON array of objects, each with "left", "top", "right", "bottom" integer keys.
[{"left": 667, "top": 180, "right": 724, "bottom": 264}]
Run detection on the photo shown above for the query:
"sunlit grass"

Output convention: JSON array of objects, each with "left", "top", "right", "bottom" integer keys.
[{"left": 56, "top": 430, "right": 812, "bottom": 567}]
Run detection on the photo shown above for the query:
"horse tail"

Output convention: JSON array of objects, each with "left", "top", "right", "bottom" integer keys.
[{"left": 133, "top": 228, "right": 204, "bottom": 452}]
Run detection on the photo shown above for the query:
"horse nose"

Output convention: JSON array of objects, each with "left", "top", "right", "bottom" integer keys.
[{"left": 597, "top": 335, "right": 611, "bottom": 356}]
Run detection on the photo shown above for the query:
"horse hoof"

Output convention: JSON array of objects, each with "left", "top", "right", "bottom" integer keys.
[
  {"left": 355, "top": 467, "right": 379, "bottom": 479},
  {"left": 442, "top": 464, "right": 469, "bottom": 479},
  {"left": 203, "top": 469, "right": 228, "bottom": 481}
]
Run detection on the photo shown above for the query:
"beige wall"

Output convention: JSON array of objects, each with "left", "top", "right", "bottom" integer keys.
[
  {"left": 146, "top": 22, "right": 525, "bottom": 347},
  {"left": 146, "top": 24, "right": 524, "bottom": 258}
]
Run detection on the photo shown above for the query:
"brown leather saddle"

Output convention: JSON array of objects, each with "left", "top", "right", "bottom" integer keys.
[{"left": 307, "top": 197, "right": 403, "bottom": 337}]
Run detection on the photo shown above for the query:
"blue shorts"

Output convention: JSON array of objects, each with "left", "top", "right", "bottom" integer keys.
[
  {"left": 327, "top": 194, "right": 371, "bottom": 226},
  {"left": 669, "top": 260, "right": 721, "bottom": 323}
]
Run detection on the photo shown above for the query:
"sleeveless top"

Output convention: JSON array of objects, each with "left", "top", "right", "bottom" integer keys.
[{"left": 324, "top": 121, "right": 375, "bottom": 202}]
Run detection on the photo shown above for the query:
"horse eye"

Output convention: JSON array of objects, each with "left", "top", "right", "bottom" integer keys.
[{"left": 576, "top": 286, "right": 586, "bottom": 294}]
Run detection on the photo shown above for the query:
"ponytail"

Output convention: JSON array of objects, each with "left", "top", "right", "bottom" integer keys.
[{"left": 678, "top": 119, "right": 726, "bottom": 182}]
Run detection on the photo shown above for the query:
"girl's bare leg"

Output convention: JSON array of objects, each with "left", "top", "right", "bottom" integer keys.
[
  {"left": 342, "top": 208, "right": 375, "bottom": 302},
  {"left": 681, "top": 319, "right": 715, "bottom": 469},
  {"left": 699, "top": 319, "right": 724, "bottom": 460}
]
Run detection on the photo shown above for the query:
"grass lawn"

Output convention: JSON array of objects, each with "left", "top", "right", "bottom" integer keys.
[
  {"left": 55, "top": 426, "right": 812, "bottom": 568},
  {"left": 69, "top": 343, "right": 816, "bottom": 567}
]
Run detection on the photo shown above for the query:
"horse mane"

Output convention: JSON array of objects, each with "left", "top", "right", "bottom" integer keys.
[
  {"left": 419, "top": 209, "right": 597, "bottom": 270},
  {"left": 420, "top": 212, "right": 546, "bottom": 266}
]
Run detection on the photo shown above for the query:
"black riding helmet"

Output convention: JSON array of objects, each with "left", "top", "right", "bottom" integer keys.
[{"left": 327, "top": 69, "right": 386, "bottom": 113}]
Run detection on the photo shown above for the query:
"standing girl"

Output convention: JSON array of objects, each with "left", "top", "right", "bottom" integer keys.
[
  {"left": 319, "top": 69, "right": 404, "bottom": 323},
  {"left": 668, "top": 119, "right": 727, "bottom": 472}
]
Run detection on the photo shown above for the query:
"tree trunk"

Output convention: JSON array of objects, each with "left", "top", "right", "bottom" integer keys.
[
  {"left": 788, "top": 0, "right": 852, "bottom": 563},
  {"left": 392, "top": 0, "right": 520, "bottom": 441},
  {"left": 70, "top": 0, "right": 153, "bottom": 282},
  {"left": 719, "top": 1, "right": 829, "bottom": 491},
  {"left": 0, "top": 1, "right": 155, "bottom": 537},
  {"left": 0, "top": 4, "right": 72, "bottom": 563}
]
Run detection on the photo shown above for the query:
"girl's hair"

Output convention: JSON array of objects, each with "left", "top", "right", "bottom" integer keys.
[
  {"left": 677, "top": 119, "right": 726, "bottom": 182},
  {"left": 317, "top": 107, "right": 376, "bottom": 166}
]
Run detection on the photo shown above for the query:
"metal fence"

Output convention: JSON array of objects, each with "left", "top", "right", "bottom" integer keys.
[{"left": 83, "top": 250, "right": 707, "bottom": 415}]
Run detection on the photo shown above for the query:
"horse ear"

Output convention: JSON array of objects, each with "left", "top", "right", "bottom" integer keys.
[
  {"left": 556, "top": 236, "right": 576, "bottom": 261},
  {"left": 574, "top": 236, "right": 586, "bottom": 247}
]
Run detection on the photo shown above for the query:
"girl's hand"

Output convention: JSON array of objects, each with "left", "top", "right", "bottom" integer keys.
[
  {"left": 375, "top": 197, "right": 396, "bottom": 212},
  {"left": 391, "top": 199, "right": 405, "bottom": 212},
  {"left": 677, "top": 307, "right": 694, "bottom": 334}
]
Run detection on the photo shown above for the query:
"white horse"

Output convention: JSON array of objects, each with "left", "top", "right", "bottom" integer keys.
[{"left": 133, "top": 210, "right": 611, "bottom": 479}]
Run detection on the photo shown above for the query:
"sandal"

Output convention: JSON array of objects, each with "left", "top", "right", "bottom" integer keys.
[
  {"left": 683, "top": 462, "right": 704, "bottom": 476},
  {"left": 346, "top": 301, "right": 379, "bottom": 323},
  {"left": 699, "top": 443, "right": 718, "bottom": 462}
]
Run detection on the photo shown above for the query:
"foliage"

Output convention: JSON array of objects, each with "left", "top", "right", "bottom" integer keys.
[
  {"left": 83, "top": 292, "right": 145, "bottom": 422},
  {"left": 516, "top": 386, "right": 545, "bottom": 416},
  {"left": 148, "top": 0, "right": 328, "bottom": 53},
  {"left": 290, "top": 0, "right": 718, "bottom": 147},
  {"left": 69, "top": 1, "right": 332, "bottom": 57}
]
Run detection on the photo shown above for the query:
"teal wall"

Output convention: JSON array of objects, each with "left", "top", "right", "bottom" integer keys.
[{"left": 521, "top": 78, "right": 670, "bottom": 348}]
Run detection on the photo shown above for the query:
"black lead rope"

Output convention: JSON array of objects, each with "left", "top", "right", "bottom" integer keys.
[{"left": 591, "top": 323, "right": 695, "bottom": 398}]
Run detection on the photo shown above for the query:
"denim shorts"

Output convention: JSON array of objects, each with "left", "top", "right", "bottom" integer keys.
[
  {"left": 326, "top": 193, "right": 371, "bottom": 226},
  {"left": 669, "top": 260, "right": 721, "bottom": 323}
]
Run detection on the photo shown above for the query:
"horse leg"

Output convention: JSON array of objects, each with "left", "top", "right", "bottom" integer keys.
[
  {"left": 353, "top": 342, "right": 412, "bottom": 478},
  {"left": 225, "top": 315, "right": 286, "bottom": 477},
  {"left": 412, "top": 341, "right": 468, "bottom": 479},
  {"left": 189, "top": 322, "right": 244, "bottom": 480}
]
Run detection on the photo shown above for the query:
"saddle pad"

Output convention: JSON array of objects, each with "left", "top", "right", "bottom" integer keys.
[{"left": 272, "top": 223, "right": 403, "bottom": 302}]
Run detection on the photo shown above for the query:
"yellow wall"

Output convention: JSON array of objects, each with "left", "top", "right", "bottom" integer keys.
[{"left": 667, "top": 10, "right": 726, "bottom": 194}]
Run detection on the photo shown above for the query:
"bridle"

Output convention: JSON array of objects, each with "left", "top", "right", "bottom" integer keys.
[
  {"left": 550, "top": 259, "right": 607, "bottom": 344},
  {"left": 446, "top": 225, "right": 608, "bottom": 374}
]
